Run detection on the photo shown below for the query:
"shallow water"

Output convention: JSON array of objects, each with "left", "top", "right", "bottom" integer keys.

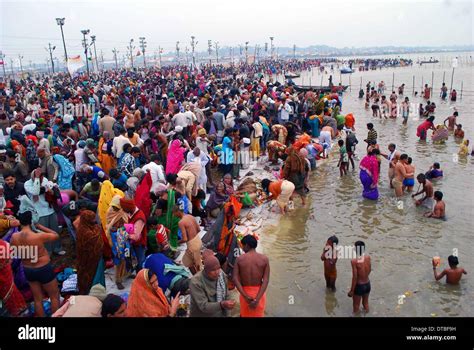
[{"left": 260, "top": 51, "right": 474, "bottom": 317}]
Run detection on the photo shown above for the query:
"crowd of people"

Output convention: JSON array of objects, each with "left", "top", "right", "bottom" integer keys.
[{"left": 0, "top": 57, "right": 468, "bottom": 318}]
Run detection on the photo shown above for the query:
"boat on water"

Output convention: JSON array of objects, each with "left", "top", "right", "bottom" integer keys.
[
  {"left": 285, "top": 72, "right": 300, "bottom": 79},
  {"left": 340, "top": 67, "right": 353, "bottom": 74},
  {"left": 294, "top": 85, "right": 348, "bottom": 93},
  {"left": 418, "top": 59, "right": 439, "bottom": 65}
]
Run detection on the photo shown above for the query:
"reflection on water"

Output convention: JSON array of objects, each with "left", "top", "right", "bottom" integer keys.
[{"left": 261, "top": 53, "right": 474, "bottom": 316}]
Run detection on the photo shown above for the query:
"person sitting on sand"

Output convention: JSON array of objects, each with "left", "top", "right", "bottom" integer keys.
[
  {"left": 433, "top": 255, "right": 467, "bottom": 285},
  {"left": 424, "top": 191, "right": 446, "bottom": 219}
]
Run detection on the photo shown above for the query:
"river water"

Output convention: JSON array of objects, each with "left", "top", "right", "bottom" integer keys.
[{"left": 259, "top": 51, "right": 474, "bottom": 317}]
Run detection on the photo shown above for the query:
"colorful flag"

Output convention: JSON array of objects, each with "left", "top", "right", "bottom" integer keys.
[{"left": 67, "top": 55, "right": 85, "bottom": 75}]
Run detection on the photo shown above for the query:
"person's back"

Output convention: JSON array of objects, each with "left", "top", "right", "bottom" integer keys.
[
  {"left": 434, "top": 255, "right": 467, "bottom": 285},
  {"left": 11, "top": 229, "right": 51, "bottom": 268},
  {"left": 99, "top": 115, "right": 116, "bottom": 135},
  {"left": 236, "top": 249, "right": 268, "bottom": 286}
]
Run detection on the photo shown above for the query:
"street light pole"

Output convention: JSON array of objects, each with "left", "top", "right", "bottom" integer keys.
[
  {"left": 293, "top": 44, "right": 296, "bottom": 59},
  {"left": 176, "top": 41, "right": 180, "bottom": 65},
  {"left": 18, "top": 55, "right": 24, "bottom": 74},
  {"left": 55, "top": 18, "right": 68, "bottom": 67},
  {"left": 245, "top": 41, "right": 249, "bottom": 64},
  {"left": 269, "top": 37, "right": 274, "bottom": 59},
  {"left": 190, "top": 36, "right": 197, "bottom": 69},
  {"left": 139, "top": 37, "right": 147, "bottom": 68},
  {"left": 128, "top": 39, "right": 135, "bottom": 69},
  {"left": 81, "top": 29, "right": 90, "bottom": 75},
  {"left": 112, "top": 48, "right": 119, "bottom": 69},
  {"left": 0, "top": 52, "right": 6, "bottom": 78},
  {"left": 90, "top": 35, "right": 99, "bottom": 71},
  {"left": 158, "top": 46, "right": 162, "bottom": 68},
  {"left": 214, "top": 41, "right": 219, "bottom": 64},
  {"left": 46, "top": 43, "right": 56, "bottom": 73},
  {"left": 207, "top": 40, "right": 212, "bottom": 66}
]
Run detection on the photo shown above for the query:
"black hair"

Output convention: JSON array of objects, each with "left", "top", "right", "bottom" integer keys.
[
  {"left": 338, "top": 139, "right": 344, "bottom": 146},
  {"left": 6, "top": 150, "right": 16, "bottom": 158},
  {"left": 261, "top": 178, "right": 271, "bottom": 193},
  {"left": 91, "top": 178, "right": 100, "bottom": 186},
  {"left": 448, "top": 255, "right": 459, "bottom": 266},
  {"left": 122, "top": 143, "right": 132, "bottom": 153},
  {"left": 101, "top": 294, "right": 125, "bottom": 317},
  {"left": 417, "top": 173, "right": 426, "bottom": 182},
  {"left": 453, "top": 112, "right": 458, "bottom": 116},
  {"left": 18, "top": 211, "right": 32, "bottom": 226},
  {"left": 433, "top": 162, "right": 440, "bottom": 169},
  {"left": 407, "top": 157, "right": 412, "bottom": 164},
  {"left": 109, "top": 168, "right": 119, "bottom": 178},
  {"left": 241, "top": 235, "right": 258, "bottom": 249},
  {"left": 388, "top": 143, "right": 396, "bottom": 149},
  {"left": 150, "top": 154, "right": 160, "bottom": 162},
  {"left": 354, "top": 241, "right": 365, "bottom": 256},
  {"left": 367, "top": 123, "right": 373, "bottom": 129},
  {"left": 147, "top": 217, "right": 158, "bottom": 226},
  {"left": 400, "top": 153, "right": 408, "bottom": 160},
  {"left": 170, "top": 277, "right": 190, "bottom": 298},
  {"left": 195, "top": 189, "right": 206, "bottom": 200},
  {"left": 434, "top": 191, "right": 443, "bottom": 200},
  {"left": 166, "top": 173, "right": 178, "bottom": 185},
  {"left": 3, "top": 170, "right": 15, "bottom": 180},
  {"left": 328, "top": 235, "right": 339, "bottom": 245},
  {"left": 214, "top": 252, "right": 227, "bottom": 267},
  {"left": 131, "top": 146, "right": 140, "bottom": 154}
]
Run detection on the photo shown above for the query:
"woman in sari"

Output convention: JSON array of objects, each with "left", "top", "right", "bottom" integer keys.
[
  {"left": 205, "top": 182, "right": 229, "bottom": 218},
  {"left": 267, "top": 140, "right": 286, "bottom": 164},
  {"left": 458, "top": 139, "right": 470, "bottom": 157},
  {"left": 0, "top": 239, "right": 27, "bottom": 316},
  {"left": 272, "top": 124, "right": 288, "bottom": 145},
  {"left": 76, "top": 210, "right": 105, "bottom": 295},
  {"left": 52, "top": 153, "right": 75, "bottom": 190},
  {"left": 165, "top": 139, "right": 185, "bottom": 175},
  {"left": 359, "top": 149, "right": 380, "bottom": 200},
  {"left": 222, "top": 173, "right": 235, "bottom": 195},
  {"left": 106, "top": 195, "right": 130, "bottom": 290},
  {"left": 126, "top": 268, "right": 180, "bottom": 317},
  {"left": 282, "top": 146, "right": 307, "bottom": 205},
  {"left": 98, "top": 131, "right": 115, "bottom": 175}
]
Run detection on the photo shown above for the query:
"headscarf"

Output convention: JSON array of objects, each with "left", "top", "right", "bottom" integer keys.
[
  {"left": 283, "top": 146, "right": 305, "bottom": 177},
  {"left": 76, "top": 210, "right": 104, "bottom": 295},
  {"left": 165, "top": 139, "right": 185, "bottom": 175},
  {"left": 126, "top": 269, "right": 170, "bottom": 317},
  {"left": 105, "top": 195, "right": 128, "bottom": 244}
]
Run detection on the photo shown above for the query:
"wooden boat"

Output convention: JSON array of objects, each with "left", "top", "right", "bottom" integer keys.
[
  {"left": 293, "top": 85, "right": 348, "bottom": 93},
  {"left": 285, "top": 73, "right": 300, "bottom": 79},
  {"left": 419, "top": 59, "right": 439, "bottom": 65}
]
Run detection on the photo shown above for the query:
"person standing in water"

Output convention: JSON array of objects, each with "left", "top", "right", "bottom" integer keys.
[
  {"left": 321, "top": 235, "right": 339, "bottom": 291},
  {"left": 433, "top": 255, "right": 467, "bottom": 284},
  {"left": 348, "top": 241, "right": 371, "bottom": 314},
  {"left": 424, "top": 190, "right": 446, "bottom": 219}
]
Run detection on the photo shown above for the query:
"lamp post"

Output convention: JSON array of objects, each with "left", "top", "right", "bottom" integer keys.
[
  {"left": 112, "top": 48, "right": 119, "bottom": 69},
  {"left": 245, "top": 41, "right": 249, "bottom": 64},
  {"left": 90, "top": 35, "right": 99, "bottom": 71},
  {"left": 55, "top": 18, "right": 68, "bottom": 67},
  {"left": 46, "top": 43, "right": 56, "bottom": 73},
  {"left": 18, "top": 55, "right": 24, "bottom": 74},
  {"left": 214, "top": 41, "right": 219, "bottom": 64},
  {"left": 190, "top": 36, "right": 197, "bottom": 69},
  {"left": 81, "top": 29, "right": 90, "bottom": 75},
  {"left": 207, "top": 40, "right": 212, "bottom": 66},
  {"left": 176, "top": 41, "right": 180, "bottom": 65},
  {"left": 139, "top": 37, "right": 147, "bottom": 68},
  {"left": 269, "top": 36, "right": 274, "bottom": 58},
  {"left": 128, "top": 39, "right": 135, "bottom": 68}
]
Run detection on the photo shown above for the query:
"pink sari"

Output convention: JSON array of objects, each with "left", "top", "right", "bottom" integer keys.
[{"left": 165, "top": 140, "right": 185, "bottom": 175}]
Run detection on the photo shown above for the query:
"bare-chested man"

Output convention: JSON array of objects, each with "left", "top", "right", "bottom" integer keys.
[
  {"left": 424, "top": 190, "right": 446, "bottom": 219},
  {"left": 412, "top": 173, "right": 434, "bottom": 209},
  {"left": 381, "top": 143, "right": 401, "bottom": 188},
  {"left": 174, "top": 206, "right": 202, "bottom": 274},
  {"left": 443, "top": 111, "right": 458, "bottom": 132},
  {"left": 348, "top": 241, "right": 371, "bottom": 314},
  {"left": 433, "top": 255, "right": 467, "bottom": 284},
  {"left": 233, "top": 235, "right": 270, "bottom": 317},
  {"left": 393, "top": 154, "right": 413, "bottom": 198}
]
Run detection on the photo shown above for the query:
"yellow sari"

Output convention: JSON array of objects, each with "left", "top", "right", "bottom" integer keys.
[{"left": 97, "top": 180, "right": 124, "bottom": 233}]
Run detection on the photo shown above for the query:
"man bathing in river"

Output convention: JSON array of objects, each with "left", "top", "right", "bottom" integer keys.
[
  {"left": 424, "top": 190, "right": 446, "bottom": 220},
  {"left": 393, "top": 154, "right": 413, "bottom": 198},
  {"left": 412, "top": 173, "right": 434, "bottom": 209},
  {"left": 321, "top": 235, "right": 339, "bottom": 291},
  {"left": 433, "top": 255, "right": 467, "bottom": 284},
  {"left": 348, "top": 241, "right": 371, "bottom": 314}
]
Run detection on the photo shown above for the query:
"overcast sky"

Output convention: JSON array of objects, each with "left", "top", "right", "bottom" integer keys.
[{"left": 1, "top": 0, "right": 472, "bottom": 64}]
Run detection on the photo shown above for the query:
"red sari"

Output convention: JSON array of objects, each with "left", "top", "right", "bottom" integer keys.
[{"left": 0, "top": 240, "right": 26, "bottom": 316}]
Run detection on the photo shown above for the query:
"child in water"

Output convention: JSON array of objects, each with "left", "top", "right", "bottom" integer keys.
[
  {"left": 433, "top": 255, "right": 467, "bottom": 284},
  {"left": 321, "top": 235, "right": 339, "bottom": 291},
  {"left": 337, "top": 139, "right": 349, "bottom": 177}
]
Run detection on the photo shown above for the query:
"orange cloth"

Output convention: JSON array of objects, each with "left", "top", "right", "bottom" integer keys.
[
  {"left": 268, "top": 180, "right": 283, "bottom": 199},
  {"left": 239, "top": 285, "right": 266, "bottom": 317},
  {"left": 345, "top": 113, "right": 355, "bottom": 129},
  {"left": 126, "top": 269, "right": 170, "bottom": 317}
]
